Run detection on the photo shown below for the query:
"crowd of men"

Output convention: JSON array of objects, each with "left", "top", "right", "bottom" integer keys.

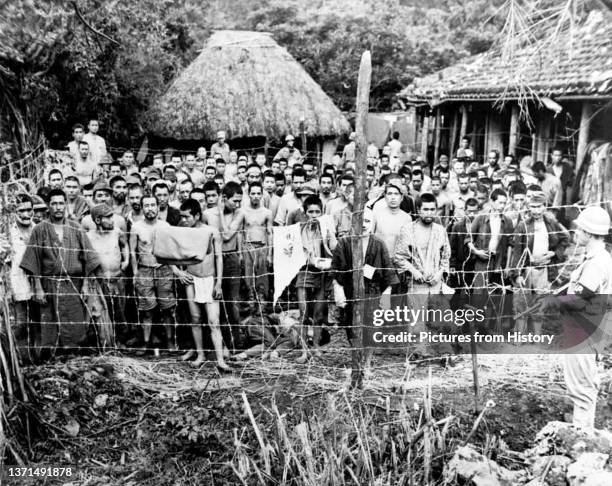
[{"left": 4, "top": 121, "right": 611, "bottom": 424}]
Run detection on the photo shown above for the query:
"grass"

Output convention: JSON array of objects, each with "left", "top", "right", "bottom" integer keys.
[{"left": 4, "top": 349, "right": 586, "bottom": 485}]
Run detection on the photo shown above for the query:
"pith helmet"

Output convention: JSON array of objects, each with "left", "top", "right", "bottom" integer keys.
[{"left": 575, "top": 206, "right": 610, "bottom": 236}]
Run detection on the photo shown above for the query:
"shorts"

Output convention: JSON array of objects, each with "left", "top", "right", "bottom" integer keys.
[
  {"left": 192, "top": 276, "right": 216, "bottom": 304},
  {"left": 135, "top": 265, "right": 175, "bottom": 312}
]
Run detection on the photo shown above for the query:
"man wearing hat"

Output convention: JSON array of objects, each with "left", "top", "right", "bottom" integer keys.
[
  {"left": 144, "top": 167, "right": 161, "bottom": 193},
  {"left": 286, "top": 181, "right": 317, "bottom": 225},
  {"left": 81, "top": 181, "right": 127, "bottom": 232},
  {"left": 210, "top": 130, "right": 230, "bottom": 163},
  {"left": 32, "top": 195, "right": 49, "bottom": 224},
  {"left": 86, "top": 203, "right": 130, "bottom": 343},
  {"left": 510, "top": 191, "right": 569, "bottom": 333},
  {"left": 560, "top": 206, "right": 612, "bottom": 431},
  {"left": 274, "top": 134, "right": 302, "bottom": 166},
  {"left": 6, "top": 193, "right": 36, "bottom": 362}
]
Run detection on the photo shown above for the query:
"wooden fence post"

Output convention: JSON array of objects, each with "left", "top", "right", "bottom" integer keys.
[{"left": 350, "top": 50, "right": 371, "bottom": 390}]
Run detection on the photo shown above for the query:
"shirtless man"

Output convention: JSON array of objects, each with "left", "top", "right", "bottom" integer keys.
[
  {"left": 176, "top": 199, "right": 230, "bottom": 371},
  {"left": 202, "top": 181, "right": 244, "bottom": 350},
  {"left": 129, "top": 195, "right": 177, "bottom": 355},
  {"left": 240, "top": 182, "right": 273, "bottom": 313},
  {"left": 74, "top": 141, "right": 99, "bottom": 186},
  {"left": 125, "top": 184, "right": 144, "bottom": 229},
  {"left": 87, "top": 204, "right": 129, "bottom": 342},
  {"left": 81, "top": 182, "right": 127, "bottom": 232}
]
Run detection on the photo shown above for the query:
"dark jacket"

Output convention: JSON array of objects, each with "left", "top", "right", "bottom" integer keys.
[
  {"left": 469, "top": 213, "right": 514, "bottom": 269},
  {"left": 510, "top": 214, "right": 570, "bottom": 281},
  {"left": 449, "top": 218, "right": 473, "bottom": 271},
  {"left": 331, "top": 235, "right": 399, "bottom": 298}
]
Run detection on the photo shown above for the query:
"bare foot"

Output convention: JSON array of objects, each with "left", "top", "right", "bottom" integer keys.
[
  {"left": 190, "top": 354, "right": 206, "bottom": 368},
  {"left": 181, "top": 350, "right": 196, "bottom": 361},
  {"left": 216, "top": 362, "right": 233, "bottom": 373}
]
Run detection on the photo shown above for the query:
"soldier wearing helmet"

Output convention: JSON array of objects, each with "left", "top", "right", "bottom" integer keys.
[{"left": 562, "top": 205, "right": 612, "bottom": 431}]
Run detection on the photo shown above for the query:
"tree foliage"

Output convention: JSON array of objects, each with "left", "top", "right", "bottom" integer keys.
[
  {"left": 1, "top": 0, "right": 209, "bottom": 150},
  {"left": 0, "top": 0, "right": 509, "bottom": 151}
]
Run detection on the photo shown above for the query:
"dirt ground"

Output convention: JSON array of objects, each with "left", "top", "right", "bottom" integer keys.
[{"left": 5, "top": 333, "right": 612, "bottom": 485}]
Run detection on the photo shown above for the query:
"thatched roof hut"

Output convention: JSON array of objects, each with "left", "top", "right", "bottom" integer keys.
[{"left": 145, "top": 30, "right": 350, "bottom": 142}]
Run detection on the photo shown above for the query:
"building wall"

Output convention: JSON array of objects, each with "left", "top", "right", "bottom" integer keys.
[{"left": 413, "top": 98, "right": 611, "bottom": 166}]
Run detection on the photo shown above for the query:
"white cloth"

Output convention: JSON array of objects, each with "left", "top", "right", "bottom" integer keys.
[
  {"left": 193, "top": 276, "right": 214, "bottom": 304},
  {"left": 273, "top": 223, "right": 306, "bottom": 304},
  {"left": 488, "top": 214, "right": 501, "bottom": 254},
  {"left": 532, "top": 220, "right": 549, "bottom": 259}
]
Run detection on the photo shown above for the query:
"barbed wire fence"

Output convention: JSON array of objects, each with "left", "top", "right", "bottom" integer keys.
[{"left": 0, "top": 139, "right": 606, "bottom": 374}]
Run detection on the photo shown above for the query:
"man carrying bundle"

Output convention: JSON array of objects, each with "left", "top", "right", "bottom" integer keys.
[{"left": 175, "top": 199, "right": 230, "bottom": 371}]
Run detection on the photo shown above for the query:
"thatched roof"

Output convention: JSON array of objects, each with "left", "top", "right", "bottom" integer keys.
[
  {"left": 145, "top": 30, "right": 351, "bottom": 141},
  {"left": 400, "top": 10, "right": 612, "bottom": 105}
]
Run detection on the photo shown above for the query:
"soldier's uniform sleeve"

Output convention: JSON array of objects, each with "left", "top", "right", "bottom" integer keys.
[{"left": 559, "top": 259, "right": 602, "bottom": 311}]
